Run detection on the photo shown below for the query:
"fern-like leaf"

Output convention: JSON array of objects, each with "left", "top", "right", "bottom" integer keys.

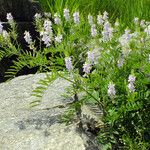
[
  {"left": 30, "top": 72, "right": 58, "bottom": 107},
  {"left": 4, "top": 50, "right": 49, "bottom": 80}
]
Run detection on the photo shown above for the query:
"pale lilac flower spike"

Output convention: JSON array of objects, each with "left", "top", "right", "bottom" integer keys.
[
  {"left": 65, "top": 57, "right": 73, "bottom": 72},
  {"left": 24, "top": 31, "right": 32, "bottom": 45},
  {"left": 54, "top": 13, "right": 61, "bottom": 25},
  {"left": 91, "top": 24, "right": 97, "bottom": 37},
  {"left": 64, "top": 9, "right": 70, "bottom": 21},
  {"left": 83, "top": 62, "right": 91, "bottom": 75},
  {"left": 119, "top": 29, "right": 132, "bottom": 47},
  {"left": 134, "top": 17, "right": 139, "bottom": 25},
  {"left": 117, "top": 57, "right": 124, "bottom": 68},
  {"left": 73, "top": 12, "right": 80, "bottom": 24},
  {"left": 103, "top": 11, "right": 108, "bottom": 21},
  {"left": 140, "top": 20, "right": 145, "bottom": 28},
  {"left": 41, "top": 33, "right": 51, "bottom": 47},
  {"left": 87, "top": 49, "right": 100, "bottom": 64},
  {"left": 40, "top": 20, "right": 53, "bottom": 47},
  {"left": 6, "top": 13, "right": 14, "bottom": 23},
  {"left": 115, "top": 21, "right": 119, "bottom": 27},
  {"left": 128, "top": 75, "right": 136, "bottom": 83},
  {"left": 87, "top": 51, "right": 95, "bottom": 64},
  {"left": 88, "top": 14, "right": 93, "bottom": 25},
  {"left": 102, "top": 21, "right": 113, "bottom": 41},
  {"left": 0, "top": 22, "right": 3, "bottom": 34},
  {"left": 97, "top": 14, "right": 104, "bottom": 25},
  {"left": 2, "top": 30, "right": 9, "bottom": 40},
  {"left": 128, "top": 74, "right": 136, "bottom": 93},
  {"left": 144, "top": 25, "right": 150, "bottom": 35},
  {"left": 44, "top": 12, "right": 51, "bottom": 18},
  {"left": 55, "top": 34, "right": 63, "bottom": 43},
  {"left": 34, "top": 13, "right": 42, "bottom": 19},
  {"left": 44, "top": 20, "right": 52, "bottom": 34},
  {"left": 108, "top": 82, "right": 116, "bottom": 97},
  {"left": 128, "top": 83, "right": 135, "bottom": 93}
]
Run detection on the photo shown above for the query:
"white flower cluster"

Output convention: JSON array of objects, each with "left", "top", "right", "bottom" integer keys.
[
  {"left": 91, "top": 24, "right": 97, "bottom": 37},
  {"left": 87, "top": 14, "right": 98, "bottom": 37},
  {"left": 117, "top": 57, "right": 124, "bottom": 68},
  {"left": 55, "top": 9, "right": 80, "bottom": 25},
  {"left": 6, "top": 13, "right": 16, "bottom": 28},
  {"left": 73, "top": 12, "right": 80, "bottom": 24},
  {"left": 54, "top": 13, "right": 61, "bottom": 25},
  {"left": 55, "top": 34, "right": 63, "bottom": 43},
  {"left": 83, "top": 48, "right": 100, "bottom": 75},
  {"left": 97, "top": 14, "right": 104, "bottom": 25},
  {"left": 83, "top": 62, "right": 91, "bottom": 75},
  {"left": 87, "top": 48, "right": 100, "bottom": 64},
  {"left": 134, "top": 17, "right": 147, "bottom": 28},
  {"left": 119, "top": 29, "right": 133, "bottom": 47},
  {"left": 6, "top": 13, "right": 14, "bottom": 23},
  {"left": 2, "top": 30, "right": 9, "bottom": 40},
  {"left": 0, "top": 22, "right": 3, "bottom": 34},
  {"left": 114, "top": 21, "right": 119, "bottom": 27},
  {"left": 88, "top": 14, "right": 93, "bottom": 25},
  {"left": 108, "top": 82, "right": 116, "bottom": 98},
  {"left": 103, "top": 11, "right": 108, "bottom": 21},
  {"left": 40, "top": 20, "right": 53, "bottom": 47},
  {"left": 41, "top": 32, "right": 51, "bottom": 47},
  {"left": 34, "top": 13, "right": 42, "bottom": 20},
  {"left": 128, "top": 74, "right": 136, "bottom": 93},
  {"left": 44, "top": 12, "right": 51, "bottom": 18},
  {"left": 65, "top": 57, "right": 73, "bottom": 72},
  {"left": 144, "top": 25, "right": 150, "bottom": 35},
  {"left": 140, "top": 20, "right": 146, "bottom": 28},
  {"left": 97, "top": 11, "right": 109, "bottom": 26},
  {"left": 128, "top": 74, "right": 136, "bottom": 82},
  {"left": 87, "top": 51, "right": 95, "bottom": 64},
  {"left": 64, "top": 9, "right": 70, "bottom": 21},
  {"left": 102, "top": 21, "right": 113, "bottom": 42},
  {"left": 133, "top": 17, "right": 139, "bottom": 25},
  {"left": 119, "top": 29, "right": 134, "bottom": 57},
  {"left": 88, "top": 14, "right": 97, "bottom": 37},
  {"left": 0, "top": 20, "right": 9, "bottom": 40},
  {"left": 98, "top": 11, "right": 108, "bottom": 24},
  {"left": 44, "top": 20, "right": 53, "bottom": 33},
  {"left": 55, "top": 8, "right": 81, "bottom": 26},
  {"left": 96, "top": 12, "right": 114, "bottom": 42},
  {"left": 24, "top": 31, "right": 32, "bottom": 45}
]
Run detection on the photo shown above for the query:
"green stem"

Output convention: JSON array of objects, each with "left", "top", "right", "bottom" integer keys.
[
  {"left": 57, "top": 72, "right": 106, "bottom": 115},
  {"left": 74, "top": 93, "right": 83, "bottom": 132}
]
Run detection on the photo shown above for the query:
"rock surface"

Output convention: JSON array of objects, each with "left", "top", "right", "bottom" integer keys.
[{"left": 0, "top": 73, "right": 101, "bottom": 150}]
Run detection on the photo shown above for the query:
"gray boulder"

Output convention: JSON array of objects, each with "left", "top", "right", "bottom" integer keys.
[{"left": 0, "top": 73, "right": 101, "bottom": 150}]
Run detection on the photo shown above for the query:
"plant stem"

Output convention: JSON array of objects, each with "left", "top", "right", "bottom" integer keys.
[
  {"left": 74, "top": 93, "right": 83, "bottom": 132},
  {"left": 57, "top": 72, "right": 106, "bottom": 115}
]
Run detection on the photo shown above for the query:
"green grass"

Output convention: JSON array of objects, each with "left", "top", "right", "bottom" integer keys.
[{"left": 38, "top": 0, "right": 150, "bottom": 27}]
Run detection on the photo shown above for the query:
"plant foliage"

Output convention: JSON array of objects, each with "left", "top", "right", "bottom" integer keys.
[{"left": 0, "top": 5, "right": 150, "bottom": 149}]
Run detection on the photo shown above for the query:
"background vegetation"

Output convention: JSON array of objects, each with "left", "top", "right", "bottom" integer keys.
[{"left": 38, "top": 0, "right": 150, "bottom": 27}]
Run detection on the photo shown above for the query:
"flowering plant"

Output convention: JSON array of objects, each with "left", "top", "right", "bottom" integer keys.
[{"left": 0, "top": 9, "right": 150, "bottom": 149}]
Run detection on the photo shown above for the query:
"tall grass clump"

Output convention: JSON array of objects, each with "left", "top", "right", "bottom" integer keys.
[
  {"left": 0, "top": 6, "right": 150, "bottom": 149},
  {"left": 38, "top": 0, "right": 150, "bottom": 27}
]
